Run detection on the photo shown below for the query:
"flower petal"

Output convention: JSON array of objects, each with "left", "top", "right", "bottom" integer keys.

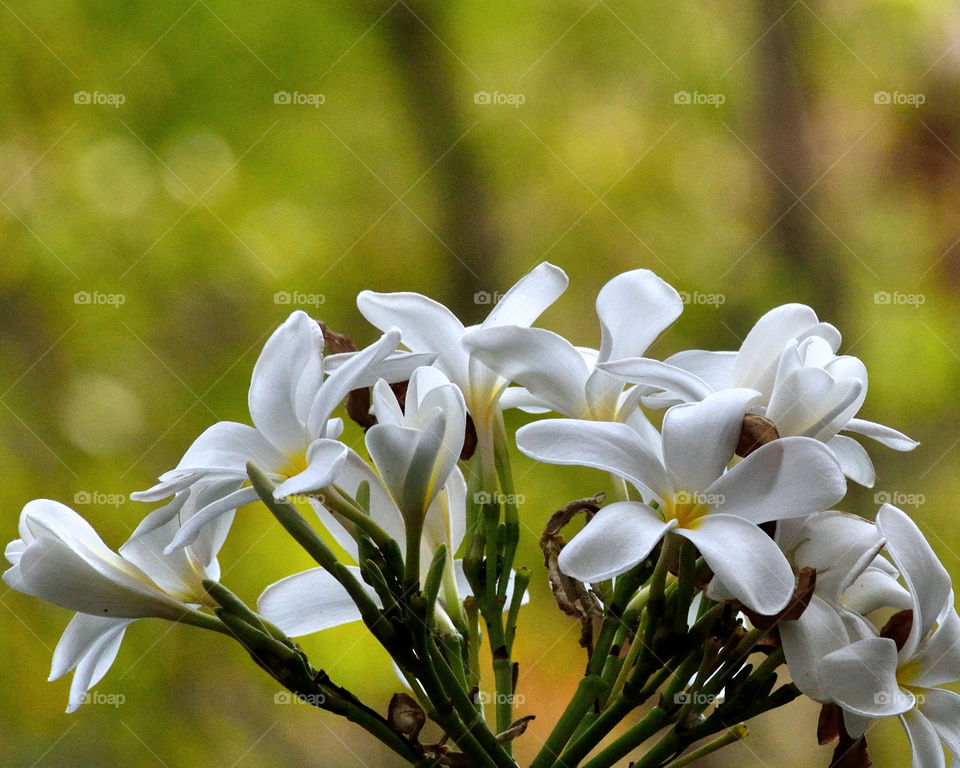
[
  {"left": 707, "top": 436, "right": 846, "bottom": 524},
  {"left": 844, "top": 418, "right": 919, "bottom": 451},
  {"left": 357, "top": 290, "right": 469, "bottom": 389},
  {"left": 164, "top": 422, "right": 288, "bottom": 478},
  {"left": 661, "top": 388, "right": 759, "bottom": 492},
  {"left": 596, "top": 269, "right": 682, "bottom": 363},
  {"left": 675, "top": 514, "right": 795, "bottom": 615},
  {"left": 901, "top": 709, "right": 946, "bottom": 768},
  {"left": 481, "top": 261, "right": 568, "bottom": 328},
  {"left": 663, "top": 349, "right": 738, "bottom": 391},
  {"left": 257, "top": 565, "right": 371, "bottom": 636},
  {"left": 165, "top": 486, "right": 260, "bottom": 553},
  {"left": 877, "top": 504, "right": 953, "bottom": 659},
  {"left": 842, "top": 562, "right": 913, "bottom": 616},
  {"left": 557, "top": 502, "right": 674, "bottom": 583},
  {"left": 516, "top": 419, "right": 671, "bottom": 500},
  {"left": 780, "top": 595, "right": 854, "bottom": 700},
  {"left": 60, "top": 616, "right": 131, "bottom": 713},
  {"left": 918, "top": 688, "right": 960, "bottom": 760},
  {"left": 818, "top": 637, "right": 912, "bottom": 717},
  {"left": 462, "top": 326, "right": 591, "bottom": 417},
  {"left": 599, "top": 356, "right": 715, "bottom": 406},
  {"left": 826, "top": 435, "right": 876, "bottom": 488},
  {"left": 273, "top": 439, "right": 348, "bottom": 500},
  {"left": 247, "top": 311, "right": 323, "bottom": 456},
  {"left": 912, "top": 610, "right": 960, "bottom": 689}
]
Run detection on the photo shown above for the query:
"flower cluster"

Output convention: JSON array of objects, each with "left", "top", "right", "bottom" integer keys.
[{"left": 5, "top": 262, "right": 955, "bottom": 768}]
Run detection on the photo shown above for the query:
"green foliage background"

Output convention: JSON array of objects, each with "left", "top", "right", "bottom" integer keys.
[{"left": 2, "top": 1, "right": 959, "bottom": 765}]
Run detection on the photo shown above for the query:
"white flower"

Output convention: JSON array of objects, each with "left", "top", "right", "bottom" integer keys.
[
  {"left": 462, "top": 268, "right": 682, "bottom": 445},
  {"left": 356, "top": 262, "right": 568, "bottom": 435},
  {"left": 4, "top": 490, "right": 227, "bottom": 711},
  {"left": 134, "top": 310, "right": 422, "bottom": 552},
  {"left": 516, "top": 389, "right": 847, "bottom": 614},
  {"left": 816, "top": 505, "right": 960, "bottom": 767},
  {"left": 601, "top": 303, "right": 917, "bottom": 485}
]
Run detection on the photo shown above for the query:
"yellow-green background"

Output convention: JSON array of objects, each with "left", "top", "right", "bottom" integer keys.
[{"left": 2, "top": 1, "right": 959, "bottom": 765}]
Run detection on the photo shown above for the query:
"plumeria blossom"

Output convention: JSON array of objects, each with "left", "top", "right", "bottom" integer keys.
[
  {"left": 815, "top": 505, "right": 960, "bottom": 767},
  {"left": 356, "top": 262, "right": 568, "bottom": 437},
  {"left": 771, "top": 511, "right": 887, "bottom": 699},
  {"left": 462, "top": 269, "right": 682, "bottom": 446},
  {"left": 600, "top": 303, "right": 918, "bottom": 485},
  {"left": 133, "top": 311, "right": 426, "bottom": 552},
  {"left": 3, "top": 491, "right": 228, "bottom": 711},
  {"left": 516, "top": 389, "right": 847, "bottom": 614}
]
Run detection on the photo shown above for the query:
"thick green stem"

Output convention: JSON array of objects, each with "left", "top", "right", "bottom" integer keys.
[
  {"left": 579, "top": 707, "right": 671, "bottom": 768},
  {"left": 663, "top": 724, "right": 748, "bottom": 768},
  {"left": 530, "top": 675, "right": 606, "bottom": 768}
]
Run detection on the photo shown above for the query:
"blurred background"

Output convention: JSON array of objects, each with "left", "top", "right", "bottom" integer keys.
[{"left": 2, "top": 0, "right": 960, "bottom": 765}]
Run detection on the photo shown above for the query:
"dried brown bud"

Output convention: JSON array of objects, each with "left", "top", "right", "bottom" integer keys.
[
  {"left": 388, "top": 692, "right": 426, "bottom": 741},
  {"left": 741, "top": 567, "right": 817, "bottom": 630},
  {"left": 880, "top": 609, "right": 914, "bottom": 653},
  {"left": 736, "top": 414, "right": 780, "bottom": 458},
  {"left": 318, "top": 321, "right": 357, "bottom": 354}
]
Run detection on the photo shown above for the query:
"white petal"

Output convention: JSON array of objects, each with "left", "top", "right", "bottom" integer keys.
[
  {"left": 273, "top": 439, "right": 348, "bottom": 500},
  {"left": 780, "top": 595, "right": 853, "bottom": 700},
  {"left": 557, "top": 502, "right": 674, "bottom": 583},
  {"left": 788, "top": 511, "right": 883, "bottom": 600},
  {"left": 877, "top": 504, "right": 953, "bottom": 659},
  {"left": 595, "top": 269, "right": 682, "bottom": 363},
  {"left": 918, "top": 688, "right": 960, "bottom": 760},
  {"left": 599, "top": 357, "right": 714, "bottom": 405},
  {"left": 423, "top": 468, "right": 468, "bottom": 559},
  {"left": 498, "top": 386, "right": 553, "bottom": 414},
  {"left": 730, "top": 304, "right": 826, "bottom": 393},
  {"left": 257, "top": 566, "right": 370, "bottom": 636},
  {"left": 707, "top": 436, "right": 846, "bottom": 524},
  {"left": 766, "top": 367, "right": 863, "bottom": 442},
  {"left": 50, "top": 614, "right": 133, "bottom": 681},
  {"left": 661, "top": 389, "right": 759, "bottom": 492},
  {"left": 306, "top": 328, "right": 402, "bottom": 436},
  {"left": 365, "top": 424, "right": 420, "bottom": 508},
  {"left": 826, "top": 435, "right": 876, "bottom": 487},
  {"left": 165, "top": 486, "right": 260, "bottom": 553},
  {"left": 462, "top": 326, "right": 590, "bottom": 417},
  {"left": 516, "top": 419, "right": 671, "bottom": 500},
  {"left": 63, "top": 618, "right": 131, "bottom": 713},
  {"left": 818, "top": 637, "right": 912, "bottom": 717},
  {"left": 663, "top": 349, "right": 737, "bottom": 390},
  {"left": 902, "top": 709, "right": 946, "bottom": 768},
  {"left": 322, "top": 350, "right": 436, "bottom": 386},
  {"left": 842, "top": 563, "right": 913, "bottom": 616},
  {"left": 912, "top": 610, "right": 960, "bottom": 689},
  {"left": 675, "top": 514, "right": 795, "bottom": 615},
  {"left": 357, "top": 291, "right": 468, "bottom": 389},
  {"left": 844, "top": 418, "right": 919, "bottom": 451},
  {"left": 167, "top": 422, "right": 288, "bottom": 477},
  {"left": 247, "top": 311, "right": 323, "bottom": 456},
  {"left": 481, "top": 261, "right": 568, "bottom": 328}
]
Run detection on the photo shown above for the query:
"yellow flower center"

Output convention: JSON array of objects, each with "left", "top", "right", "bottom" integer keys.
[{"left": 663, "top": 491, "right": 711, "bottom": 530}]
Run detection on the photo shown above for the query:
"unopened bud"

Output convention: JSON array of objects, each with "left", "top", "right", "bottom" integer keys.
[{"left": 736, "top": 414, "right": 780, "bottom": 458}]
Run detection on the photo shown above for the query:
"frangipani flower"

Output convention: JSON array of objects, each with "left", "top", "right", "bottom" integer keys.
[
  {"left": 462, "top": 269, "right": 682, "bottom": 445},
  {"left": 4, "top": 490, "right": 227, "bottom": 711},
  {"left": 773, "top": 511, "right": 887, "bottom": 699},
  {"left": 601, "top": 303, "right": 917, "bottom": 485},
  {"left": 356, "top": 262, "right": 568, "bottom": 436},
  {"left": 516, "top": 389, "right": 847, "bottom": 614},
  {"left": 134, "top": 311, "right": 424, "bottom": 552},
  {"left": 815, "top": 505, "right": 960, "bottom": 767}
]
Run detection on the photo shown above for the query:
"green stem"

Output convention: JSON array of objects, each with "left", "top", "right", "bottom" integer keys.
[
  {"left": 579, "top": 707, "right": 671, "bottom": 768},
  {"left": 530, "top": 675, "right": 606, "bottom": 768},
  {"left": 663, "top": 724, "right": 747, "bottom": 768}
]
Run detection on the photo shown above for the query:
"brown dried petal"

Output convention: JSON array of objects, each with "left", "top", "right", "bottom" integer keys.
[
  {"left": 388, "top": 692, "right": 427, "bottom": 741},
  {"left": 880, "top": 609, "right": 914, "bottom": 653},
  {"left": 736, "top": 414, "right": 780, "bottom": 458}
]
